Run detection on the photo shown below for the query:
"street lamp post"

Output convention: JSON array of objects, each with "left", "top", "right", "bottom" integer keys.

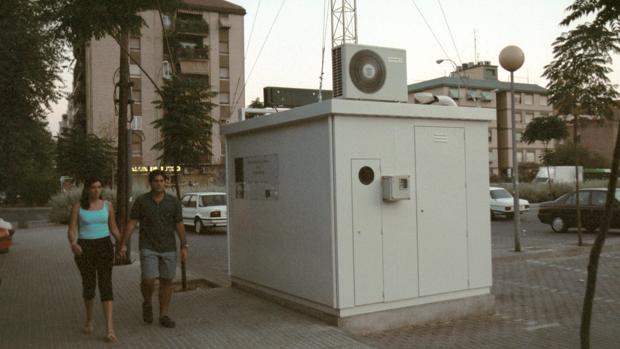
[
  {"left": 436, "top": 58, "right": 462, "bottom": 101},
  {"left": 499, "top": 45, "right": 525, "bottom": 252}
]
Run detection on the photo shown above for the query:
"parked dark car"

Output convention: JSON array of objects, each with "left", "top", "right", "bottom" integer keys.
[{"left": 538, "top": 188, "right": 620, "bottom": 233}]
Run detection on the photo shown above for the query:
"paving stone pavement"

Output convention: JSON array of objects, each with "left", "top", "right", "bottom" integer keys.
[
  {"left": 356, "top": 250, "right": 620, "bottom": 349},
  {"left": 4, "top": 218, "right": 620, "bottom": 348},
  {"left": 0, "top": 225, "right": 373, "bottom": 349}
]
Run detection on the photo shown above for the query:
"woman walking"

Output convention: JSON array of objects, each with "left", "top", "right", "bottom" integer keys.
[{"left": 67, "top": 177, "right": 120, "bottom": 343}]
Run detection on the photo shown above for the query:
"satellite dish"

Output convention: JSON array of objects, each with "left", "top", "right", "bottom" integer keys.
[{"left": 349, "top": 49, "right": 386, "bottom": 94}]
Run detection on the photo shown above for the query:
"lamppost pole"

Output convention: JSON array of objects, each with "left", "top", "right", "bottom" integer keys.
[
  {"left": 436, "top": 58, "right": 462, "bottom": 100},
  {"left": 500, "top": 45, "right": 525, "bottom": 252}
]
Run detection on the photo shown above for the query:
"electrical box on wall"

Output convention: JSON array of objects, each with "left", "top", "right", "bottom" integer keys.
[{"left": 382, "top": 175, "right": 411, "bottom": 201}]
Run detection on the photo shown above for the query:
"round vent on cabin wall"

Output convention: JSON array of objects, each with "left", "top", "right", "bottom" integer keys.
[{"left": 349, "top": 49, "right": 386, "bottom": 94}]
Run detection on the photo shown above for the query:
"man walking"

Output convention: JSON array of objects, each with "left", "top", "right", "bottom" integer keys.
[{"left": 119, "top": 170, "right": 188, "bottom": 328}]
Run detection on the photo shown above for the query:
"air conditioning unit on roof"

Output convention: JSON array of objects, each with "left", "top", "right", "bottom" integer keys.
[{"left": 332, "top": 44, "right": 407, "bottom": 103}]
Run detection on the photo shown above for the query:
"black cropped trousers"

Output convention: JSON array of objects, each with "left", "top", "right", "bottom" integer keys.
[{"left": 74, "top": 237, "right": 114, "bottom": 302}]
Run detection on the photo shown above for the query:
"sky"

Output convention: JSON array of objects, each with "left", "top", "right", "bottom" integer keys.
[{"left": 46, "top": 0, "right": 620, "bottom": 135}]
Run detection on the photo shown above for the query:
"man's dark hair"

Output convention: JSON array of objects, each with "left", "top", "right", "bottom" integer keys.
[{"left": 148, "top": 170, "right": 168, "bottom": 183}]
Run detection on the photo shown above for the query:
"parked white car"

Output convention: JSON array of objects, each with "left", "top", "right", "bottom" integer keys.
[
  {"left": 181, "top": 192, "right": 227, "bottom": 233},
  {"left": 489, "top": 187, "right": 530, "bottom": 220}
]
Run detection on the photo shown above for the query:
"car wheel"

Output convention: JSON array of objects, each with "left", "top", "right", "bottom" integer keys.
[
  {"left": 506, "top": 213, "right": 514, "bottom": 220},
  {"left": 551, "top": 216, "right": 568, "bottom": 233},
  {"left": 490, "top": 210, "right": 496, "bottom": 221},
  {"left": 585, "top": 223, "right": 598, "bottom": 234},
  {"left": 194, "top": 218, "right": 204, "bottom": 234}
]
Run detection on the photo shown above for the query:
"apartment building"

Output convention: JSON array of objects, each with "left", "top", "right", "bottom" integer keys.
[
  {"left": 82, "top": 0, "right": 245, "bottom": 184},
  {"left": 408, "top": 62, "right": 554, "bottom": 177}
]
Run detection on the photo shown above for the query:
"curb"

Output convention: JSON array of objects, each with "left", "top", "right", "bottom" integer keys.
[{"left": 493, "top": 238, "right": 620, "bottom": 262}]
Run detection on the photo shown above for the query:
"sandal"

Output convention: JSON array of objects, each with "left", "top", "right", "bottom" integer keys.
[
  {"left": 104, "top": 333, "right": 118, "bottom": 343},
  {"left": 82, "top": 324, "right": 94, "bottom": 334},
  {"left": 159, "top": 315, "right": 176, "bottom": 328}
]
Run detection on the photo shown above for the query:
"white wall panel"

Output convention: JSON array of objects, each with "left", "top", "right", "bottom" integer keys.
[
  {"left": 227, "top": 119, "right": 335, "bottom": 306},
  {"left": 415, "top": 126, "right": 468, "bottom": 296}
]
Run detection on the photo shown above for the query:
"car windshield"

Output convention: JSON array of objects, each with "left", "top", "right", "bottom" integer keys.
[
  {"left": 201, "top": 195, "right": 226, "bottom": 207},
  {"left": 490, "top": 189, "right": 512, "bottom": 199}
]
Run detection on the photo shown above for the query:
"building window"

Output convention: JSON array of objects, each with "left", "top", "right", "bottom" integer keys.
[
  {"left": 539, "top": 95, "right": 548, "bottom": 106},
  {"left": 516, "top": 132, "right": 522, "bottom": 143},
  {"left": 220, "top": 92, "right": 230, "bottom": 104},
  {"left": 219, "top": 67, "right": 229, "bottom": 79},
  {"left": 517, "top": 151, "right": 523, "bottom": 162},
  {"left": 523, "top": 94, "right": 533, "bottom": 104},
  {"left": 131, "top": 89, "right": 141, "bottom": 103},
  {"left": 129, "top": 36, "right": 140, "bottom": 50},
  {"left": 526, "top": 151, "right": 535, "bottom": 163},
  {"left": 219, "top": 42, "right": 229, "bottom": 54},
  {"left": 130, "top": 115, "right": 142, "bottom": 130},
  {"left": 514, "top": 94, "right": 522, "bottom": 105},
  {"left": 517, "top": 112, "right": 524, "bottom": 123},
  {"left": 524, "top": 112, "right": 534, "bottom": 124},
  {"left": 488, "top": 130, "right": 493, "bottom": 143},
  {"left": 130, "top": 64, "right": 141, "bottom": 77},
  {"left": 131, "top": 133, "right": 142, "bottom": 157}
]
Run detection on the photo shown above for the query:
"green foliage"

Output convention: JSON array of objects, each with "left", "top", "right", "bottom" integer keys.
[
  {"left": 175, "top": 17, "right": 209, "bottom": 34},
  {"left": 543, "top": 21, "right": 619, "bottom": 119},
  {"left": 49, "top": 0, "right": 179, "bottom": 44},
  {"left": 543, "top": 142, "right": 608, "bottom": 168},
  {"left": 0, "top": 117, "right": 58, "bottom": 205},
  {"left": 56, "top": 128, "right": 116, "bottom": 184},
  {"left": 48, "top": 186, "right": 147, "bottom": 224},
  {"left": 152, "top": 75, "right": 216, "bottom": 167},
  {"left": 492, "top": 180, "right": 614, "bottom": 203},
  {"left": 522, "top": 116, "right": 568, "bottom": 145},
  {"left": 0, "top": 0, "right": 62, "bottom": 205},
  {"left": 0, "top": 0, "right": 63, "bottom": 119},
  {"left": 246, "top": 98, "right": 265, "bottom": 119}
]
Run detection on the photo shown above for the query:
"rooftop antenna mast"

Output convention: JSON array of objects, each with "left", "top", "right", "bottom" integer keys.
[
  {"left": 331, "top": 0, "right": 358, "bottom": 48},
  {"left": 319, "top": 0, "right": 358, "bottom": 102},
  {"left": 474, "top": 29, "right": 478, "bottom": 64}
]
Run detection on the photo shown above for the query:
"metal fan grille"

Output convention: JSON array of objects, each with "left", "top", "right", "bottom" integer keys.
[
  {"left": 332, "top": 47, "right": 343, "bottom": 97},
  {"left": 349, "top": 49, "right": 386, "bottom": 94}
]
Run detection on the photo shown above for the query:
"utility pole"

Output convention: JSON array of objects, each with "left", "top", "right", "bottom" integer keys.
[
  {"left": 116, "top": 30, "right": 131, "bottom": 264},
  {"left": 330, "top": 0, "right": 357, "bottom": 47}
]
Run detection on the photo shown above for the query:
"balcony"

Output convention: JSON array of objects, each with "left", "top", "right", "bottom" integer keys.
[
  {"left": 177, "top": 45, "right": 209, "bottom": 60},
  {"left": 179, "top": 60, "right": 210, "bottom": 75},
  {"left": 175, "top": 17, "right": 209, "bottom": 36}
]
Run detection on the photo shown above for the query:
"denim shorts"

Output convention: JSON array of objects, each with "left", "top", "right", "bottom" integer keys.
[{"left": 140, "top": 248, "right": 177, "bottom": 280}]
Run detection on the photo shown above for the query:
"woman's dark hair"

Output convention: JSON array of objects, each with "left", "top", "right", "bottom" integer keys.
[
  {"left": 80, "top": 177, "right": 104, "bottom": 209},
  {"left": 148, "top": 169, "right": 168, "bottom": 183}
]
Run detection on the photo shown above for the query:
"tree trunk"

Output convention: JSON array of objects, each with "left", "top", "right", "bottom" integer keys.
[
  {"left": 544, "top": 142, "right": 553, "bottom": 200},
  {"left": 116, "top": 30, "right": 131, "bottom": 264},
  {"left": 574, "top": 116, "right": 583, "bottom": 246},
  {"left": 580, "top": 116, "right": 620, "bottom": 349},
  {"left": 173, "top": 165, "right": 181, "bottom": 200}
]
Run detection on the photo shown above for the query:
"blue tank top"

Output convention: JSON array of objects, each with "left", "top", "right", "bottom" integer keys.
[{"left": 78, "top": 201, "right": 110, "bottom": 239}]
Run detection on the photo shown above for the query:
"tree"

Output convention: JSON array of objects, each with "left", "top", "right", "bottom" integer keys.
[
  {"left": 544, "top": 1, "right": 620, "bottom": 347},
  {"left": 152, "top": 76, "right": 216, "bottom": 198},
  {"left": 543, "top": 143, "right": 608, "bottom": 168},
  {"left": 0, "top": 0, "right": 63, "bottom": 205},
  {"left": 543, "top": 7, "right": 619, "bottom": 248},
  {"left": 56, "top": 128, "right": 116, "bottom": 185},
  {"left": 522, "top": 116, "right": 568, "bottom": 198},
  {"left": 48, "top": 0, "right": 179, "bottom": 246},
  {"left": 245, "top": 98, "right": 265, "bottom": 119}
]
